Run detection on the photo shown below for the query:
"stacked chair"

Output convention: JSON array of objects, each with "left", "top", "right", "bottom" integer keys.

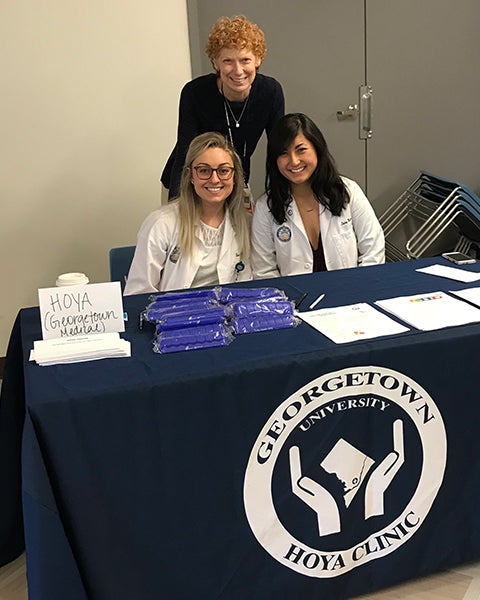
[{"left": 379, "top": 171, "right": 480, "bottom": 261}]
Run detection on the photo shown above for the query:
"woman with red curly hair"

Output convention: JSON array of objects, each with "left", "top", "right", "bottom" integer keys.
[{"left": 161, "top": 15, "right": 285, "bottom": 202}]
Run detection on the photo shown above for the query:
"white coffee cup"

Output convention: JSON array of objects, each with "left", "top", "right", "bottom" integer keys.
[{"left": 56, "top": 272, "right": 90, "bottom": 287}]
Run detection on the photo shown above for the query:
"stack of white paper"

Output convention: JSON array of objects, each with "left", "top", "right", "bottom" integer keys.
[
  {"left": 416, "top": 264, "right": 480, "bottom": 283},
  {"left": 30, "top": 333, "right": 131, "bottom": 366},
  {"left": 298, "top": 302, "right": 409, "bottom": 344},
  {"left": 449, "top": 286, "right": 480, "bottom": 307},
  {"left": 375, "top": 291, "right": 480, "bottom": 331}
]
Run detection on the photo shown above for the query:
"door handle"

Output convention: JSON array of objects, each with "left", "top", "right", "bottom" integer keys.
[
  {"left": 336, "top": 104, "right": 359, "bottom": 121},
  {"left": 359, "top": 85, "right": 373, "bottom": 139}
]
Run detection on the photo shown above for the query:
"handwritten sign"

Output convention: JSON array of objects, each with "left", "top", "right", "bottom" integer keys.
[{"left": 38, "top": 282, "right": 125, "bottom": 340}]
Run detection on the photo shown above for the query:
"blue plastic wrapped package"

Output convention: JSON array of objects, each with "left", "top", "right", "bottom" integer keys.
[
  {"left": 217, "top": 287, "right": 287, "bottom": 305},
  {"left": 148, "top": 289, "right": 218, "bottom": 306},
  {"left": 232, "top": 300, "right": 295, "bottom": 319},
  {"left": 155, "top": 306, "right": 230, "bottom": 332},
  {"left": 232, "top": 313, "right": 298, "bottom": 335},
  {"left": 143, "top": 298, "right": 218, "bottom": 323},
  {"left": 153, "top": 323, "right": 233, "bottom": 353}
]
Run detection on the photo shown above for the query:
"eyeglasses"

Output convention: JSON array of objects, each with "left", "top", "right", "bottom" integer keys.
[{"left": 192, "top": 165, "right": 235, "bottom": 180}]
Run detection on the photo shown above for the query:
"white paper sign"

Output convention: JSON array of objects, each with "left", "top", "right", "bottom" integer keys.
[{"left": 38, "top": 282, "right": 125, "bottom": 340}]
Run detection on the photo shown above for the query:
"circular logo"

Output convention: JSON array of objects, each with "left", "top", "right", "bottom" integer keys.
[
  {"left": 276, "top": 226, "right": 292, "bottom": 242},
  {"left": 243, "top": 366, "right": 446, "bottom": 577}
]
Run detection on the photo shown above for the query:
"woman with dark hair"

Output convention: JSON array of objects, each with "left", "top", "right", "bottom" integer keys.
[
  {"left": 251, "top": 113, "right": 384, "bottom": 279},
  {"left": 125, "top": 132, "right": 251, "bottom": 295},
  {"left": 161, "top": 15, "right": 284, "bottom": 204}
]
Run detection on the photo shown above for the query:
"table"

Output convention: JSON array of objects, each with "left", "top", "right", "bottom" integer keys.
[
  {"left": 4, "top": 257, "right": 480, "bottom": 599},
  {"left": 0, "top": 316, "right": 25, "bottom": 566}
]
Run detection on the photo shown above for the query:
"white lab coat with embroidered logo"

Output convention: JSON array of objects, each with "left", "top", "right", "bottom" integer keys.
[
  {"left": 124, "top": 202, "right": 251, "bottom": 295},
  {"left": 251, "top": 177, "right": 384, "bottom": 279}
]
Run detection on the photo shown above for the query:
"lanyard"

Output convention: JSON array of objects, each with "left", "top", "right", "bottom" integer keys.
[{"left": 222, "top": 98, "right": 247, "bottom": 164}]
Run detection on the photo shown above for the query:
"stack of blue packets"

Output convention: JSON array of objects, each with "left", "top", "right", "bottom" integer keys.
[
  {"left": 143, "top": 290, "right": 232, "bottom": 354},
  {"left": 217, "top": 288, "right": 298, "bottom": 334},
  {"left": 142, "top": 287, "right": 299, "bottom": 354}
]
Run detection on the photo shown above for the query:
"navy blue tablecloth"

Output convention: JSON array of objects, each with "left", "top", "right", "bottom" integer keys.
[
  {"left": 5, "top": 257, "right": 480, "bottom": 599},
  {"left": 0, "top": 315, "right": 25, "bottom": 566}
]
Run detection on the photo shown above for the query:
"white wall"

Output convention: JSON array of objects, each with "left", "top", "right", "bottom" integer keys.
[{"left": 0, "top": 1, "right": 191, "bottom": 354}]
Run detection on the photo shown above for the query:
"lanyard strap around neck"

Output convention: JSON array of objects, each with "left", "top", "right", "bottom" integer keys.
[{"left": 221, "top": 89, "right": 247, "bottom": 163}]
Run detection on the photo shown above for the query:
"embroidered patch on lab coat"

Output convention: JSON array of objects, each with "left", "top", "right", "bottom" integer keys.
[{"left": 276, "top": 226, "right": 292, "bottom": 242}]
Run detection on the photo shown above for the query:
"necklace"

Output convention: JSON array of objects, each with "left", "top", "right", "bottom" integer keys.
[
  {"left": 220, "top": 86, "right": 248, "bottom": 165},
  {"left": 295, "top": 192, "right": 319, "bottom": 214},
  {"left": 221, "top": 86, "right": 249, "bottom": 128}
]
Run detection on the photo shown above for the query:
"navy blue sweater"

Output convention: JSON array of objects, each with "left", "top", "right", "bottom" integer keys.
[{"left": 161, "top": 72, "right": 285, "bottom": 198}]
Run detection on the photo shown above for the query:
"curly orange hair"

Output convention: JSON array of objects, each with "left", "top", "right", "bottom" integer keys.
[{"left": 205, "top": 15, "right": 266, "bottom": 67}]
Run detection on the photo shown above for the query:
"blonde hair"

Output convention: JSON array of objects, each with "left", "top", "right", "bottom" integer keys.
[
  {"left": 205, "top": 15, "right": 266, "bottom": 68},
  {"left": 177, "top": 132, "right": 251, "bottom": 262}
]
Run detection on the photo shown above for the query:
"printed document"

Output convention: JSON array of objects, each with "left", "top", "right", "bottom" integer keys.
[
  {"left": 375, "top": 291, "right": 480, "bottom": 331},
  {"left": 449, "top": 286, "right": 480, "bottom": 307},
  {"left": 297, "top": 302, "right": 409, "bottom": 344},
  {"left": 30, "top": 332, "right": 131, "bottom": 366}
]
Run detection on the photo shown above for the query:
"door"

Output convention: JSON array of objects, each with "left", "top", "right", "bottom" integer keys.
[{"left": 367, "top": 0, "right": 480, "bottom": 214}]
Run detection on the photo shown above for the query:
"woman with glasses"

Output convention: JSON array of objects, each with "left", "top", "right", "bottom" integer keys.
[
  {"left": 161, "top": 15, "right": 284, "bottom": 204},
  {"left": 125, "top": 132, "right": 251, "bottom": 294},
  {"left": 252, "top": 113, "right": 384, "bottom": 279}
]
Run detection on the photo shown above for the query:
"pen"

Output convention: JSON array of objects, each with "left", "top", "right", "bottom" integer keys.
[
  {"left": 309, "top": 293, "right": 325, "bottom": 310},
  {"left": 294, "top": 292, "right": 308, "bottom": 310}
]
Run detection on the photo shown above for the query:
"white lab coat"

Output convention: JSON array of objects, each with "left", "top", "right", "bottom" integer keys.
[
  {"left": 124, "top": 202, "right": 251, "bottom": 295},
  {"left": 251, "top": 177, "right": 385, "bottom": 279}
]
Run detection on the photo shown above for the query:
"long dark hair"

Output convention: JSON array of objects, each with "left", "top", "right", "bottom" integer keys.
[{"left": 265, "top": 113, "right": 349, "bottom": 224}]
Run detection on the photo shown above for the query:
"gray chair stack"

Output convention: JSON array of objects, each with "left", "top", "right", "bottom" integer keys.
[{"left": 379, "top": 171, "right": 480, "bottom": 261}]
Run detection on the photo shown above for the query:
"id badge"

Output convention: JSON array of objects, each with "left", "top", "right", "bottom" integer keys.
[{"left": 243, "top": 185, "right": 253, "bottom": 213}]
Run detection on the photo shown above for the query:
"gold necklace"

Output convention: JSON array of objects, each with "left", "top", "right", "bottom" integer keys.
[{"left": 296, "top": 194, "right": 319, "bottom": 214}]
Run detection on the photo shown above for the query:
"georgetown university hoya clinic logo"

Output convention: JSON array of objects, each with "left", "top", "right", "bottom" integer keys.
[{"left": 243, "top": 366, "right": 446, "bottom": 577}]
